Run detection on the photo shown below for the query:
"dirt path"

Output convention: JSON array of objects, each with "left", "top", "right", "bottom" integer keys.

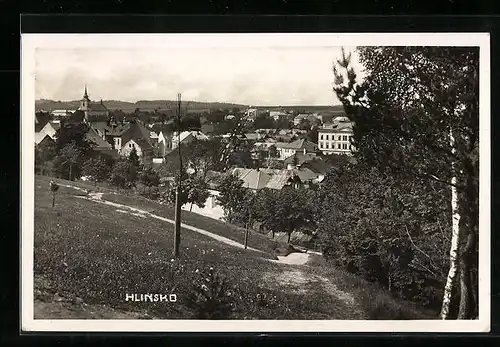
[
  {"left": 54, "top": 183, "right": 363, "bottom": 318},
  {"left": 264, "top": 267, "right": 363, "bottom": 318},
  {"left": 70, "top": 190, "right": 264, "bottom": 253}
]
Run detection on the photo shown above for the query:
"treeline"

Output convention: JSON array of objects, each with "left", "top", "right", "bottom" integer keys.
[{"left": 324, "top": 47, "right": 478, "bottom": 318}]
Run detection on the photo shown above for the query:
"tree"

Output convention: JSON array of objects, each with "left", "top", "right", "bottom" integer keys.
[
  {"left": 268, "top": 145, "right": 279, "bottom": 159},
  {"left": 253, "top": 114, "right": 276, "bottom": 129},
  {"left": 54, "top": 122, "right": 93, "bottom": 155},
  {"left": 52, "top": 142, "right": 83, "bottom": 181},
  {"left": 82, "top": 156, "right": 112, "bottom": 185},
  {"left": 228, "top": 141, "right": 255, "bottom": 169},
  {"left": 166, "top": 175, "right": 210, "bottom": 209},
  {"left": 298, "top": 118, "right": 312, "bottom": 130},
  {"left": 35, "top": 140, "right": 56, "bottom": 175},
  {"left": 253, "top": 188, "right": 315, "bottom": 243},
  {"left": 332, "top": 47, "right": 478, "bottom": 318},
  {"left": 51, "top": 122, "right": 95, "bottom": 180},
  {"left": 128, "top": 147, "right": 141, "bottom": 168},
  {"left": 109, "top": 160, "right": 138, "bottom": 189},
  {"left": 216, "top": 173, "right": 248, "bottom": 223},
  {"left": 306, "top": 126, "right": 319, "bottom": 144},
  {"left": 139, "top": 167, "right": 161, "bottom": 194},
  {"left": 317, "top": 162, "right": 451, "bottom": 309}
]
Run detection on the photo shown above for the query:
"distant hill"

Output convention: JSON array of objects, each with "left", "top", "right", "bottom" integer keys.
[
  {"left": 255, "top": 104, "right": 345, "bottom": 113},
  {"left": 35, "top": 99, "right": 344, "bottom": 114},
  {"left": 35, "top": 99, "right": 249, "bottom": 113}
]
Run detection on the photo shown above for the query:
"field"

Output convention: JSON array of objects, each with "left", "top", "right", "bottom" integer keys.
[{"left": 32, "top": 176, "right": 435, "bottom": 320}]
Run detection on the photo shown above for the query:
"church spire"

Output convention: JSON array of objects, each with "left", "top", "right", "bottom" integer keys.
[{"left": 83, "top": 83, "right": 89, "bottom": 98}]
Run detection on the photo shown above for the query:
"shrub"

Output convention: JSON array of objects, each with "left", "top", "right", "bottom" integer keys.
[
  {"left": 184, "top": 268, "right": 234, "bottom": 319},
  {"left": 317, "top": 163, "right": 451, "bottom": 311}
]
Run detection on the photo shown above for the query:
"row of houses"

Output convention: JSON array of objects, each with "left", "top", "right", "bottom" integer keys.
[{"left": 36, "top": 86, "right": 355, "bottom": 167}]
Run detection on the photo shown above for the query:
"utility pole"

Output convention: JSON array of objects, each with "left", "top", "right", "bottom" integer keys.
[{"left": 173, "top": 93, "right": 182, "bottom": 257}]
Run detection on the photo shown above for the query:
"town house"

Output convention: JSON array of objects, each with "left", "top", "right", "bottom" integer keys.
[{"left": 317, "top": 119, "right": 355, "bottom": 155}]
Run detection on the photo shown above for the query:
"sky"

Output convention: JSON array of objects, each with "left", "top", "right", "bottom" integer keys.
[{"left": 35, "top": 46, "right": 362, "bottom": 106}]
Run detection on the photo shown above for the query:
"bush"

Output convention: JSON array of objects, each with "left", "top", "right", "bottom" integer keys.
[
  {"left": 184, "top": 268, "right": 234, "bottom": 319},
  {"left": 317, "top": 163, "right": 451, "bottom": 311}
]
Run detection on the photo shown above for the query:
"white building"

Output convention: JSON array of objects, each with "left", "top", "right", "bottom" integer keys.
[
  {"left": 35, "top": 120, "right": 61, "bottom": 144},
  {"left": 171, "top": 131, "right": 209, "bottom": 150},
  {"left": 317, "top": 121, "right": 355, "bottom": 155},
  {"left": 269, "top": 110, "right": 286, "bottom": 121},
  {"left": 51, "top": 109, "right": 75, "bottom": 118},
  {"left": 275, "top": 139, "right": 318, "bottom": 160}
]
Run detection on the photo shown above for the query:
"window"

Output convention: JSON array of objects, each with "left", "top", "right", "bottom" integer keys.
[
  {"left": 343, "top": 135, "right": 348, "bottom": 141},
  {"left": 320, "top": 134, "right": 324, "bottom": 140},
  {"left": 326, "top": 143, "right": 329, "bottom": 149},
  {"left": 326, "top": 135, "right": 329, "bottom": 140},
  {"left": 338, "top": 143, "right": 342, "bottom": 149},
  {"left": 129, "top": 143, "right": 132, "bottom": 148},
  {"left": 343, "top": 143, "right": 348, "bottom": 149},
  {"left": 319, "top": 142, "right": 323, "bottom": 148}
]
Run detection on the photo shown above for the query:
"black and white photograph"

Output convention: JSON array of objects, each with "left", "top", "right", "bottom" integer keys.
[{"left": 21, "top": 33, "right": 490, "bottom": 332}]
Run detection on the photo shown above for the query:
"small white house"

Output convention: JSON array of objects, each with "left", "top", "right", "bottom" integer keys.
[{"left": 181, "top": 189, "right": 225, "bottom": 221}]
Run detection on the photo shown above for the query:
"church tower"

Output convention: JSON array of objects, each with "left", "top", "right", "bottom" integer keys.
[{"left": 80, "top": 83, "right": 91, "bottom": 121}]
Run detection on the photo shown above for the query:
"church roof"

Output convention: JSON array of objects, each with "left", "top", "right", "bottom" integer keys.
[{"left": 88, "top": 102, "right": 109, "bottom": 112}]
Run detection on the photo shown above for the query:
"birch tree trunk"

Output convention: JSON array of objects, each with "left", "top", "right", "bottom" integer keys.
[
  {"left": 457, "top": 157, "right": 478, "bottom": 319},
  {"left": 440, "top": 128, "right": 461, "bottom": 319}
]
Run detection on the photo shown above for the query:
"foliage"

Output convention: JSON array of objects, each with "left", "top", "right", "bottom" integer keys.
[
  {"left": 317, "top": 161, "right": 451, "bottom": 311},
  {"left": 253, "top": 114, "right": 276, "bottom": 129},
  {"left": 227, "top": 140, "right": 255, "bottom": 169},
  {"left": 298, "top": 118, "right": 312, "bottom": 130},
  {"left": 34, "top": 176, "right": 434, "bottom": 319},
  {"left": 35, "top": 140, "right": 56, "bottom": 175},
  {"left": 215, "top": 173, "right": 248, "bottom": 223},
  {"left": 252, "top": 188, "right": 316, "bottom": 243},
  {"left": 184, "top": 268, "right": 234, "bottom": 319},
  {"left": 306, "top": 126, "right": 319, "bottom": 144},
  {"left": 49, "top": 123, "right": 96, "bottom": 180},
  {"left": 160, "top": 138, "right": 222, "bottom": 178},
  {"left": 109, "top": 159, "right": 138, "bottom": 189},
  {"left": 139, "top": 167, "right": 161, "bottom": 190},
  {"left": 332, "top": 46, "right": 479, "bottom": 317},
  {"left": 54, "top": 122, "right": 94, "bottom": 156},
  {"left": 81, "top": 156, "right": 113, "bottom": 184},
  {"left": 165, "top": 175, "right": 210, "bottom": 208},
  {"left": 52, "top": 142, "right": 85, "bottom": 181},
  {"left": 128, "top": 147, "right": 141, "bottom": 168}
]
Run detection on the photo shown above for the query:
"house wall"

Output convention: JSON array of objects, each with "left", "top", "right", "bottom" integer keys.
[
  {"left": 113, "top": 137, "right": 122, "bottom": 150},
  {"left": 39, "top": 122, "right": 58, "bottom": 140},
  {"left": 277, "top": 147, "right": 297, "bottom": 160},
  {"left": 120, "top": 140, "right": 144, "bottom": 158},
  {"left": 318, "top": 131, "right": 354, "bottom": 155},
  {"left": 157, "top": 132, "right": 172, "bottom": 156}
]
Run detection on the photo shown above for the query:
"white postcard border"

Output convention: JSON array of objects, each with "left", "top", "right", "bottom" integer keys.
[{"left": 21, "top": 33, "right": 491, "bottom": 333}]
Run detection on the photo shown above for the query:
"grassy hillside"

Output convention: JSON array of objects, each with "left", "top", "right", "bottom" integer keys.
[
  {"left": 33, "top": 176, "right": 436, "bottom": 320},
  {"left": 34, "top": 177, "right": 356, "bottom": 319}
]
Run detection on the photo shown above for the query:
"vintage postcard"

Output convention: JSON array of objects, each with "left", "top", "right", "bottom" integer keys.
[{"left": 21, "top": 33, "right": 490, "bottom": 332}]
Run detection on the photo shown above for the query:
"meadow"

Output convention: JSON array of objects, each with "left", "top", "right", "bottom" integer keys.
[{"left": 33, "top": 176, "right": 436, "bottom": 320}]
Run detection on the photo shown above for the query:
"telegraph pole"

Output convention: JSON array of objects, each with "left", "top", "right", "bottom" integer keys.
[{"left": 173, "top": 93, "right": 183, "bottom": 257}]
